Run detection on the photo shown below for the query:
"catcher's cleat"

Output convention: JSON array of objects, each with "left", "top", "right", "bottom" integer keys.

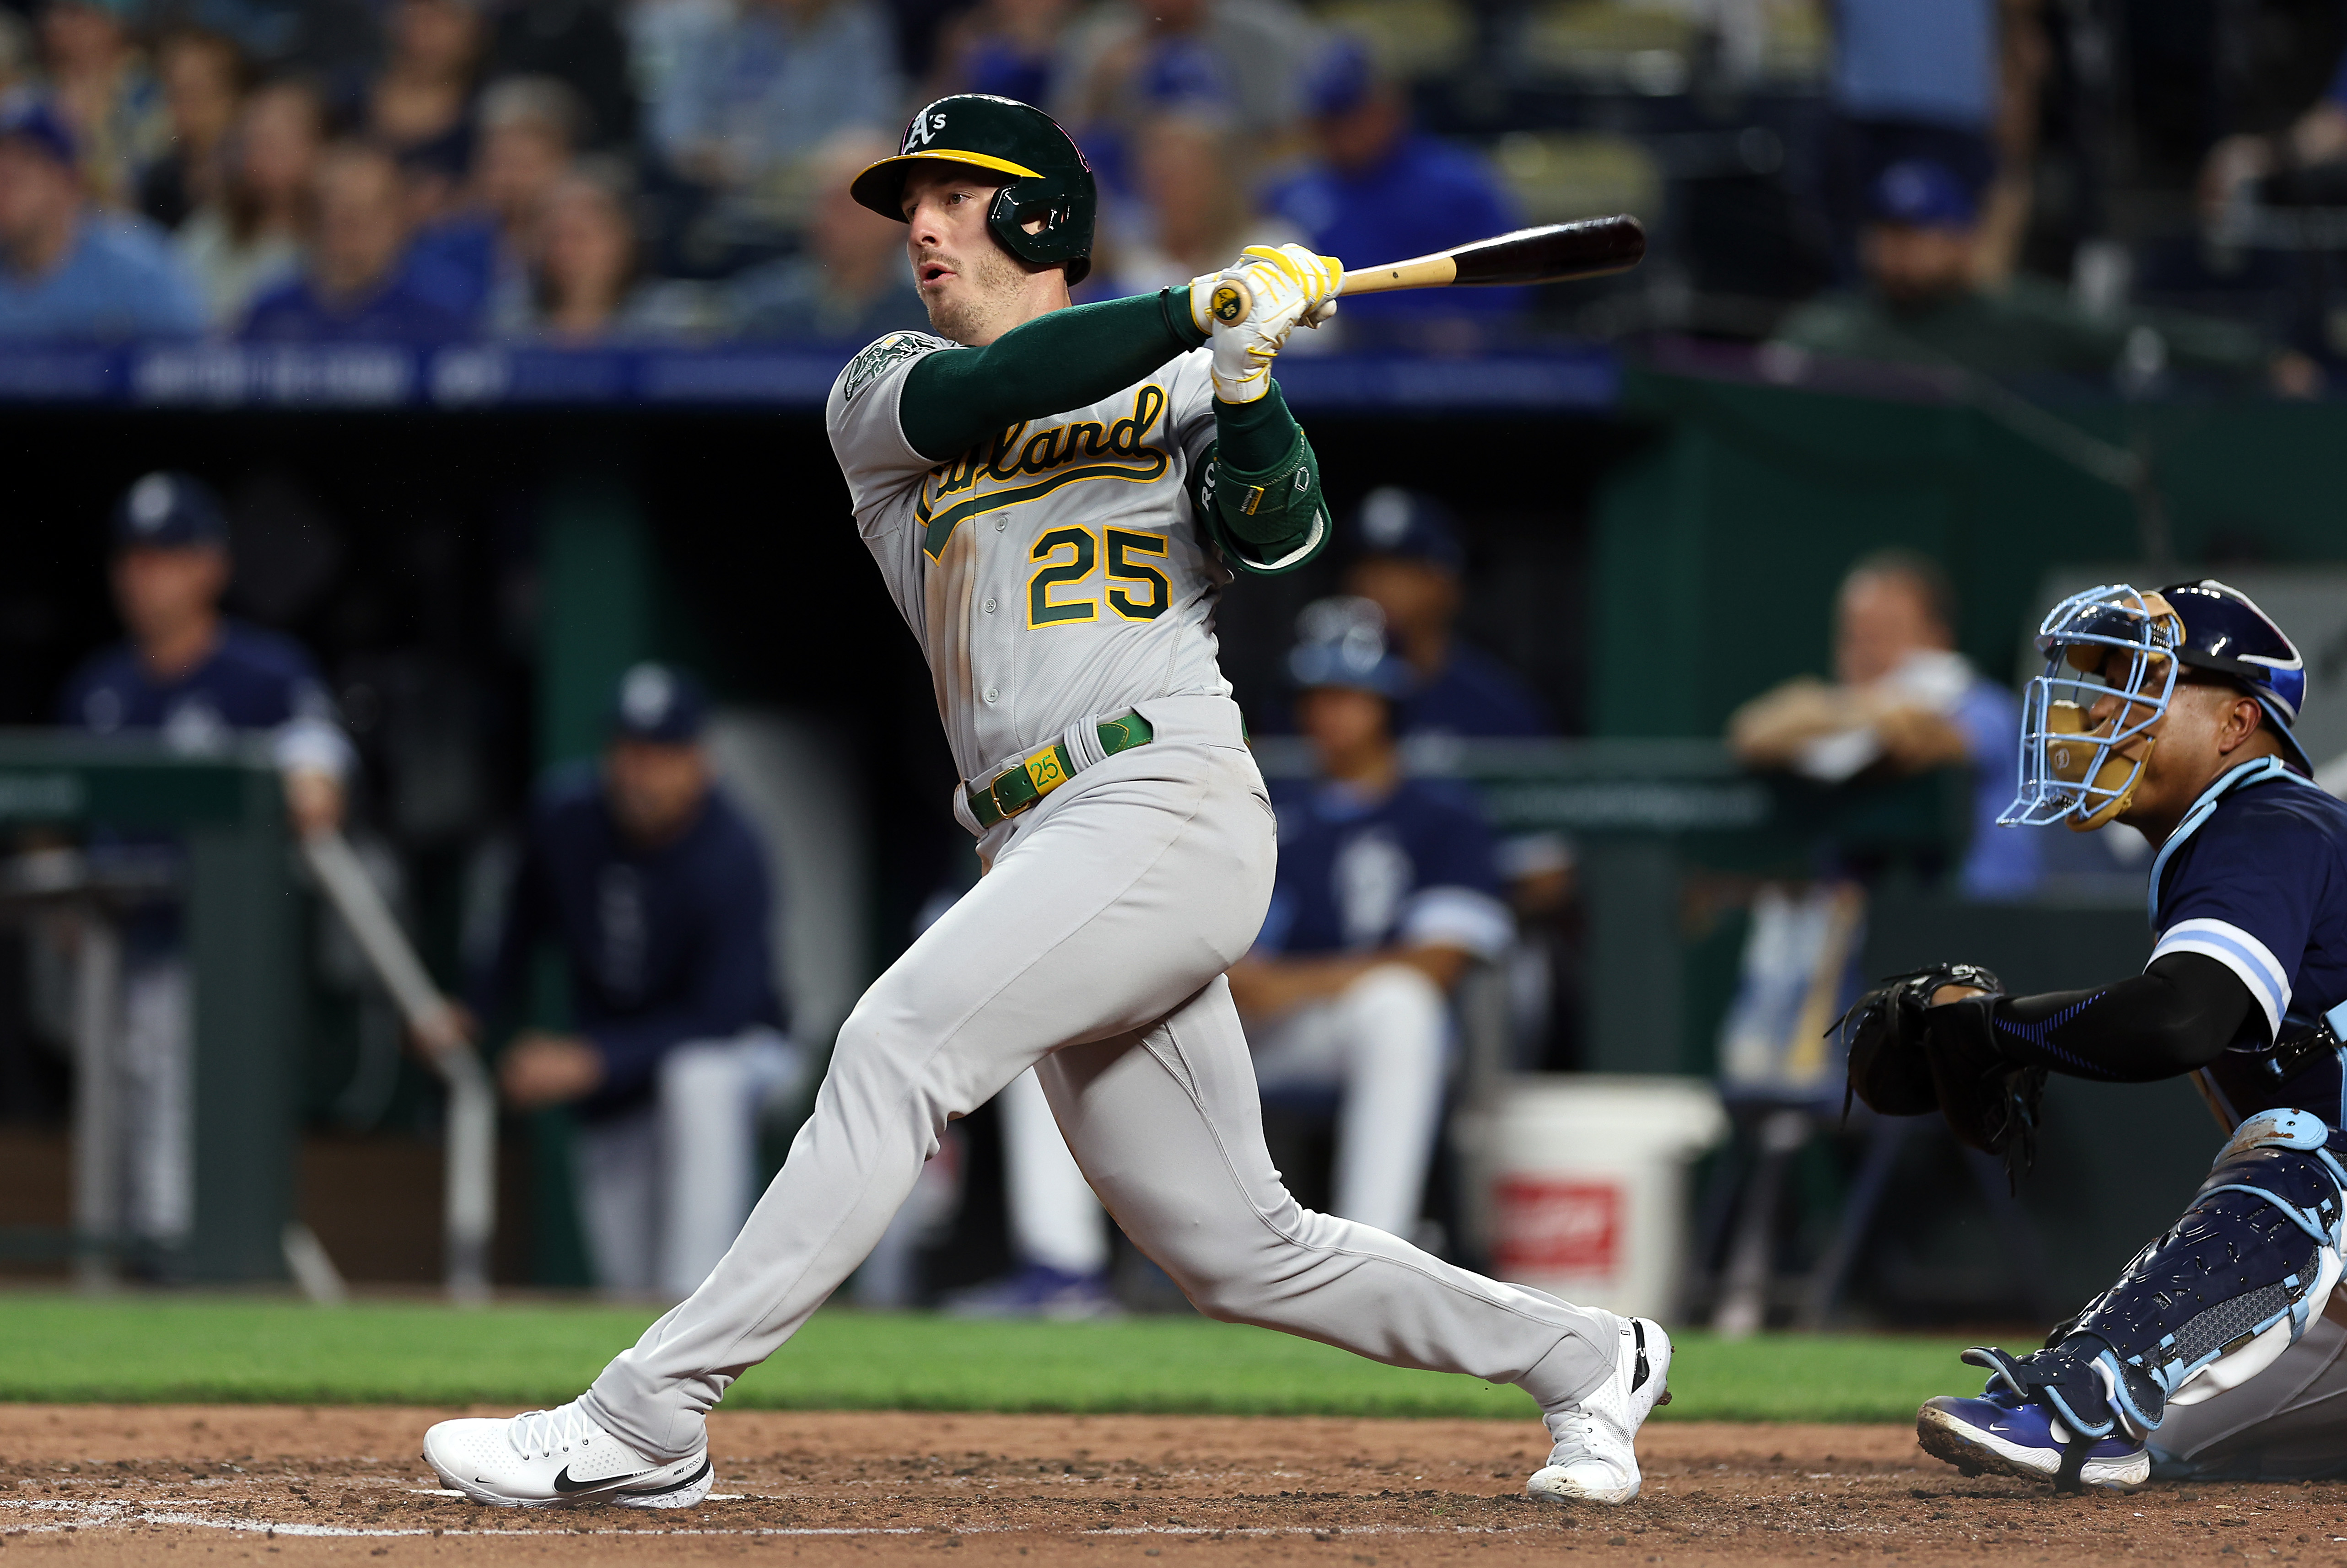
[
  {"left": 424, "top": 1400, "right": 713, "bottom": 1509},
  {"left": 1917, "top": 1391, "right": 2149, "bottom": 1491},
  {"left": 1527, "top": 1317, "right": 1672, "bottom": 1505}
]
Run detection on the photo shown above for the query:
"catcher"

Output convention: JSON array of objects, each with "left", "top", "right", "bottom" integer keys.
[{"left": 1841, "top": 580, "right": 2347, "bottom": 1489}]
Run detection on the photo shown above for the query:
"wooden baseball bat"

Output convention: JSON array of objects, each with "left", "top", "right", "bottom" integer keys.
[{"left": 1340, "top": 215, "right": 1645, "bottom": 295}]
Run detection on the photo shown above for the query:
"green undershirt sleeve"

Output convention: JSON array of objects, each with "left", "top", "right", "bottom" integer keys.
[
  {"left": 1211, "top": 383, "right": 1296, "bottom": 473},
  {"left": 899, "top": 287, "right": 1207, "bottom": 461},
  {"left": 1193, "top": 381, "right": 1330, "bottom": 575}
]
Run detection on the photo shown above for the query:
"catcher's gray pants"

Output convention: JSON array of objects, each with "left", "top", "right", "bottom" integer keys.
[
  {"left": 582, "top": 698, "right": 1620, "bottom": 1461},
  {"left": 2149, "top": 1311, "right": 2347, "bottom": 1481}
]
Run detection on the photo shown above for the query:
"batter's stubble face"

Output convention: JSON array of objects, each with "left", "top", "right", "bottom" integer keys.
[
  {"left": 922, "top": 231, "right": 1031, "bottom": 344},
  {"left": 900, "top": 164, "right": 1067, "bottom": 345}
]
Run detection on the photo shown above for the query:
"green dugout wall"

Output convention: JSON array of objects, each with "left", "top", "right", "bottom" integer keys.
[{"left": 1590, "top": 370, "right": 2347, "bottom": 737}]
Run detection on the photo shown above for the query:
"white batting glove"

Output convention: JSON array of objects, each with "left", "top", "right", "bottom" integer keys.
[{"left": 1187, "top": 244, "right": 1344, "bottom": 404}]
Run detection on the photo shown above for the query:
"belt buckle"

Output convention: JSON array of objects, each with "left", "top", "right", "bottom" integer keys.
[
  {"left": 989, "top": 773, "right": 1023, "bottom": 822},
  {"left": 974, "top": 741, "right": 1075, "bottom": 829}
]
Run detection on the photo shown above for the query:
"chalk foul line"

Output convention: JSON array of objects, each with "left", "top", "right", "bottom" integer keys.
[{"left": 0, "top": 1498, "right": 1548, "bottom": 1541}]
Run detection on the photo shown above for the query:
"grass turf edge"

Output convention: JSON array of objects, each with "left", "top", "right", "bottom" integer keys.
[{"left": 0, "top": 1296, "right": 1964, "bottom": 1422}]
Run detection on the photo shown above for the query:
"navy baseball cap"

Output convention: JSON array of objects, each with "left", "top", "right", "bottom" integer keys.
[
  {"left": 1288, "top": 597, "right": 1414, "bottom": 698},
  {"left": 1352, "top": 486, "right": 1464, "bottom": 574},
  {"left": 112, "top": 471, "right": 228, "bottom": 549},
  {"left": 1866, "top": 158, "right": 1979, "bottom": 229},
  {"left": 0, "top": 95, "right": 77, "bottom": 168},
  {"left": 610, "top": 662, "right": 706, "bottom": 744}
]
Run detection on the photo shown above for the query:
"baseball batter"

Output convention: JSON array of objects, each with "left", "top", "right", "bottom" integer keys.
[{"left": 422, "top": 94, "right": 1669, "bottom": 1510}]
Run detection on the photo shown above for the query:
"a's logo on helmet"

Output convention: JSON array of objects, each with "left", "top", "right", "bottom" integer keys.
[
  {"left": 903, "top": 111, "right": 947, "bottom": 153},
  {"left": 1211, "top": 283, "right": 1245, "bottom": 324}
]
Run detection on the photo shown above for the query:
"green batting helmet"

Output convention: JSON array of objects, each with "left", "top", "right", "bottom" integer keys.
[{"left": 851, "top": 95, "right": 1097, "bottom": 285}]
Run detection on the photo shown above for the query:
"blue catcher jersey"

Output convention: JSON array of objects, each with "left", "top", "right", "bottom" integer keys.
[
  {"left": 2147, "top": 759, "right": 2347, "bottom": 1127},
  {"left": 1252, "top": 777, "right": 1513, "bottom": 961}
]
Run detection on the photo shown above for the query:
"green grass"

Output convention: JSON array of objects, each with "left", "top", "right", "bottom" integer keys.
[{"left": 0, "top": 1296, "right": 1965, "bottom": 1422}]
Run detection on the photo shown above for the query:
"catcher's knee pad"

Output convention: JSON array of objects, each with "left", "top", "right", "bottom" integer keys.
[{"left": 1967, "top": 1110, "right": 2347, "bottom": 1442}]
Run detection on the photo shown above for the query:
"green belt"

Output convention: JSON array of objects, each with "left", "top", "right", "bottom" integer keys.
[{"left": 968, "top": 711, "right": 1155, "bottom": 829}]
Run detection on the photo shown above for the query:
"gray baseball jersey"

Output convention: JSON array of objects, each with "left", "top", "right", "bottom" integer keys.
[{"left": 825, "top": 329, "right": 1232, "bottom": 797}]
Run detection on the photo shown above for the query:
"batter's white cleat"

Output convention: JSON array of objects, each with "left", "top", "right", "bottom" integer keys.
[
  {"left": 423, "top": 1401, "right": 712, "bottom": 1509},
  {"left": 1527, "top": 1317, "right": 1672, "bottom": 1506}
]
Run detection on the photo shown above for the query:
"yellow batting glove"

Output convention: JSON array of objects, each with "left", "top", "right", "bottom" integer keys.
[
  {"left": 1238, "top": 244, "right": 1343, "bottom": 328},
  {"left": 1201, "top": 244, "right": 1345, "bottom": 403}
]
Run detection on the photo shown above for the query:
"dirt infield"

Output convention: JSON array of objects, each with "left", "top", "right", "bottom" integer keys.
[{"left": 0, "top": 1407, "right": 2341, "bottom": 1566}]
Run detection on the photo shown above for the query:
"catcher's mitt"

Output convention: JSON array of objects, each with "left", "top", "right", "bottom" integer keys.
[{"left": 1836, "top": 963, "right": 2047, "bottom": 1181}]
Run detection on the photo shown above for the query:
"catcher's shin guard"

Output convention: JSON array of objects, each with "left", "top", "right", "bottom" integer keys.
[{"left": 1964, "top": 1110, "right": 2347, "bottom": 1442}]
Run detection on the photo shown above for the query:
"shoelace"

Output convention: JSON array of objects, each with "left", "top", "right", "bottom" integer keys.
[
  {"left": 509, "top": 1403, "right": 599, "bottom": 1460},
  {"left": 1544, "top": 1407, "right": 1598, "bottom": 1466}
]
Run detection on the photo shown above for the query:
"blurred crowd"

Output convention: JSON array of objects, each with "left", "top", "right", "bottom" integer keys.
[
  {"left": 0, "top": 0, "right": 1530, "bottom": 344},
  {"left": 0, "top": 0, "right": 2341, "bottom": 365}
]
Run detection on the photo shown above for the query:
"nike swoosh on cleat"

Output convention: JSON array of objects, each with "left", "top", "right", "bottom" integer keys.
[
  {"left": 552, "top": 1465, "right": 654, "bottom": 1494},
  {"left": 630, "top": 1458, "right": 713, "bottom": 1497}
]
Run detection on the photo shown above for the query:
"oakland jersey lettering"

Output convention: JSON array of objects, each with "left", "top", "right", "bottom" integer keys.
[
  {"left": 826, "top": 334, "right": 1231, "bottom": 796},
  {"left": 917, "top": 384, "right": 1168, "bottom": 559}
]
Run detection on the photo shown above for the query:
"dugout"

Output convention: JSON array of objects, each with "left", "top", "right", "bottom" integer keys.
[{"left": 0, "top": 344, "right": 2341, "bottom": 1315}]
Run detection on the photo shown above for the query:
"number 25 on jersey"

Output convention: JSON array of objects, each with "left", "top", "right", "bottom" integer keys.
[{"left": 1028, "top": 527, "right": 1170, "bottom": 628}]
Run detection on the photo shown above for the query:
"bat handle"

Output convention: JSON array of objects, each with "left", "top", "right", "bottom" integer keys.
[{"left": 1338, "top": 255, "right": 1462, "bottom": 297}]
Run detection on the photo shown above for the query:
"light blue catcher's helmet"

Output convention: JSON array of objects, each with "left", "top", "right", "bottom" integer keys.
[{"left": 2003, "top": 580, "right": 2309, "bottom": 831}]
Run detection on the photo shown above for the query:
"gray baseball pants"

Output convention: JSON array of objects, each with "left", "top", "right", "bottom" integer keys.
[{"left": 581, "top": 696, "right": 1620, "bottom": 1462}]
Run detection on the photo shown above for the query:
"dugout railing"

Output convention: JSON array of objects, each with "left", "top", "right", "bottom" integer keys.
[{"left": 0, "top": 732, "right": 299, "bottom": 1283}]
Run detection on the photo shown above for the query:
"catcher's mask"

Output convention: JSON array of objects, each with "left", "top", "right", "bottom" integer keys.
[
  {"left": 2004, "top": 580, "right": 2313, "bottom": 832},
  {"left": 2002, "top": 584, "right": 2182, "bottom": 831}
]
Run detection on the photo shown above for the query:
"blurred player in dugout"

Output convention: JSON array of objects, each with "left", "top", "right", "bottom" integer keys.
[
  {"left": 1340, "top": 489, "right": 1578, "bottom": 1043},
  {"left": 58, "top": 471, "right": 354, "bottom": 1257},
  {"left": 1341, "top": 488, "right": 1548, "bottom": 742},
  {"left": 465, "top": 664, "right": 802, "bottom": 1299}
]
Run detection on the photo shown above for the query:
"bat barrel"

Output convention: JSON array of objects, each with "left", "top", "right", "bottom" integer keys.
[{"left": 1450, "top": 215, "right": 1645, "bottom": 286}]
